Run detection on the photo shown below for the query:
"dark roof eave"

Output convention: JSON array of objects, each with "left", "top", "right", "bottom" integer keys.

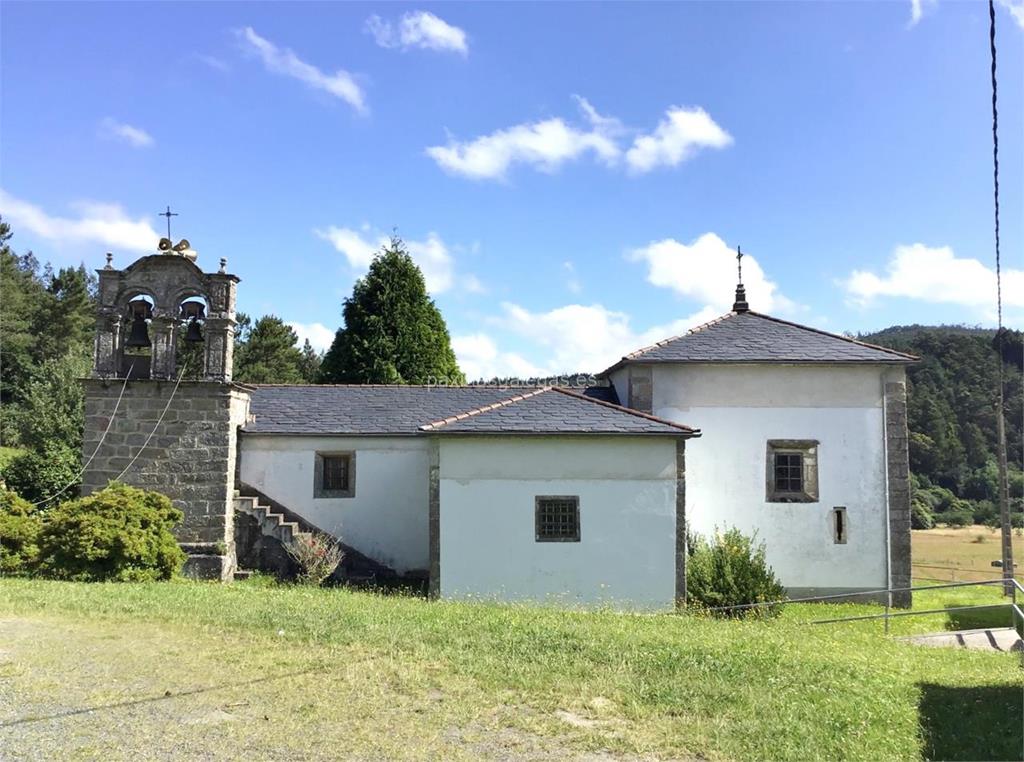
[
  {"left": 241, "top": 428, "right": 701, "bottom": 439},
  {"left": 598, "top": 356, "right": 917, "bottom": 377},
  {"left": 420, "top": 429, "right": 700, "bottom": 439}
]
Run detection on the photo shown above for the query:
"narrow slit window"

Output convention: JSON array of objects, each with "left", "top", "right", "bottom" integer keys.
[
  {"left": 833, "top": 507, "right": 847, "bottom": 544},
  {"left": 535, "top": 496, "right": 580, "bottom": 542}
]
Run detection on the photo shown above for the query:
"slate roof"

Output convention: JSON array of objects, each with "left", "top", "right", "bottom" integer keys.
[
  {"left": 419, "top": 387, "right": 695, "bottom": 436},
  {"left": 600, "top": 310, "right": 917, "bottom": 375},
  {"left": 243, "top": 384, "right": 691, "bottom": 437}
]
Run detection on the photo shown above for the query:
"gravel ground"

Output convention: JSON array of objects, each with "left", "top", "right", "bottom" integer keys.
[{"left": 0, "top": 616, "right": 662, "bottom": 761}]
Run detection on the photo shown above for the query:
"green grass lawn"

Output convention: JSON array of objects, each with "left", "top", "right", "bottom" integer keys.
[{"left": 0, "top": 579, "right": 1020, "bottom": 761}]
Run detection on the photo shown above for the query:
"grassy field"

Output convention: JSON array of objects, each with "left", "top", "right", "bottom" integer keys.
[
  {"left": 913, "top": 525, "right": 1024, "bottom": 584},
  {"left": 0, "top": 579, "right": 1020, "bottom": 761}
]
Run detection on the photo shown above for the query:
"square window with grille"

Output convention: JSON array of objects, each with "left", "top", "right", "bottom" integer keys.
[
  {"left": 774, "top": 452, "right": 804, "bottom": 493},
  {"left": 766, "top": 441, "right": 819, "bottom": 503},
  {"left": 535, "top": 496, "right": 580, "bottom": 542},
  {"left": 314, "top": 452, "right": 355, "bottom": 498}
]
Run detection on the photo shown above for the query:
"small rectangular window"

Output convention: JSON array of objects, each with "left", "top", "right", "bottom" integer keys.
[
  {"left": 535, "top": 496, "right": 580, "bottom": 542},
  {"left": 314, "top": 452, "right": 355, "bottom": 498},
  {"left": 774, "top": 452, "right": 804, "bottom": 493},
  {"left": 766, "top": 440, "right": 819, "bottom": 503},
  {"left": 628, "top": 366, "right": 652, "bottom": 413},
  {"left": 323, "top": 456, "right": 349, "bottom": 491}
]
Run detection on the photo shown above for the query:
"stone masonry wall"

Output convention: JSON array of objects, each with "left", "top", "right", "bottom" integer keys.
[{"left": 81, "top": 379, "right": 250, "bottom": 580}]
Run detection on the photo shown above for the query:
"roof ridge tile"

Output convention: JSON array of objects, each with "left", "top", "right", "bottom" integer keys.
[{"left": 419, "top": 388, "right": 551, "bottom": 431}]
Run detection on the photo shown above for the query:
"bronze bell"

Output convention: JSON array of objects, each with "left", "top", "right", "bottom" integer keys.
[
  {"left": 180, "top": 301, "right": 205, "bottom": 343},
  {"left": 125, "top": 299, "right": 152, "bottom": 348}
]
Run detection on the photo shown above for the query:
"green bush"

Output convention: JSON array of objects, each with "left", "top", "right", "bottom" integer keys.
[
  {"left": 0, "top": 488, "right": 41, "bottom": 575},
  {"left": 35, "top": 482, "right": 185, "bottom": 582},
  {"left": 911, "top": 498, "right": 935, "bottom": 529},
  {"left": 942, "top": 509, "right": 974, "bottom": 527},
  {"left": 2, "top": 443, "right": 80, "bottom": 504},
  {"left": 686, "top": 527, "right": 786, "bottom": 617}
]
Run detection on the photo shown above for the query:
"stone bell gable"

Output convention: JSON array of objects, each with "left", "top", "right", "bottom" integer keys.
[
  {"left": 81, "top": 242, "right": 250, "bottom": 581},
  {"left": 93, "top": 250, "right": 239, "bottom": 381}
]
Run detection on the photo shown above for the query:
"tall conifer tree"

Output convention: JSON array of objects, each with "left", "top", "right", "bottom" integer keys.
[{"left": 319, "top": 236, "right": 465, "bottom": 384}]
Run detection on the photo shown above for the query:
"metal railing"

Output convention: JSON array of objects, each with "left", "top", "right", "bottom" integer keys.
[{"left": 700, "top": 578, "right": 1024, "bottom": 666}]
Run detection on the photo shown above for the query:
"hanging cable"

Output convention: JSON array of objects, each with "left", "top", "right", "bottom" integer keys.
[
  {"left": 988, "top": 0, "right": 1014, "bottom": 592},
  {"left": 114, "top": 366, "right": 187, "bottom": 482},
  {"left": 989, "top": 0, "right": 1002, "bottom": 333},
  {"left": 30, "top": 373, "right": 131, "bottom": 507}
]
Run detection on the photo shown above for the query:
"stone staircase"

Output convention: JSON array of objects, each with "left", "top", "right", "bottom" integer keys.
[{"left": 232, "top": 484, "right": 398, "bottom": 586}]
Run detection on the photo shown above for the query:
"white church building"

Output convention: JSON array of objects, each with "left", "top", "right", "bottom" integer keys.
[{"left": 81, "top": 245, "right": 915, "bottom": 610}]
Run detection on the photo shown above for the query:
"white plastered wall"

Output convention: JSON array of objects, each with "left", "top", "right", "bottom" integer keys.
[
  {"left": 238, "top": 435, "right": 429, "bottom": 573},
  {"left": 437, "top": 435, "right": 678, "bottom": 609},
  {"left": 610, "top": 363, "right": 897, "bottom": 592}
]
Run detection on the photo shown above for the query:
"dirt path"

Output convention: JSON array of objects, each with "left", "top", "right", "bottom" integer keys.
[{"left": 0, "top": 616, "right": 662, "bottom": 761}]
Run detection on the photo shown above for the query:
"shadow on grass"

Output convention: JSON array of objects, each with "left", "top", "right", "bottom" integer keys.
[
  {"left": 919, "top": 684, "right": 1024, "bottom": 761},
  {"left": 945, "top": 603, "right": 1014, "bottom": 632}
]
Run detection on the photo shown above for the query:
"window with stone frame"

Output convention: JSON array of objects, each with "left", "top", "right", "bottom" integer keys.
[
  {"left": 628, "top": 366, "right": 652, "bottom": 413},
  {"left": 314, "top": 452, "right": 355, "bottom": 499},
  {"left": 766, "top": 440, "right": 819, "bottom": 503},
  {"left": 535, "top": 496, "right": 580, "bottom": 542}
]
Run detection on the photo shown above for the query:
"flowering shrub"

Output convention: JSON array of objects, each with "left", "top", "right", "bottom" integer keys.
[
  {"left": 686, "top": 527, "right": 785, "bottom": 618},
  {"left": 286, "top": 532, "right": 343, "bottom": 586}
]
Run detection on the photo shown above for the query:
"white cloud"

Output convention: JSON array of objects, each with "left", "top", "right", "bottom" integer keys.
[
  {"left": 461, "top": 273, "right": 487, "bottom": 294},
  {"left": 314, "top": 226, "right": 379, "bottom": 269},
  {"left": 843, "top": 243, "right": 1024, "bottom": 310},
  {"left": 99, "top": 118, "right": 154, "bottom": 148},
  {"left": 908, "top": 0, "right": 937, "bottom": 26},
  {"left": 426, "top": 98, "right": 730, "bottom": 180},
  {"left": 452, "top": 333, "right": 548, "bottom": 381},
  {"left": 0, "top": 190, "right": 160, "bottom": 252},
  {"left": 624, "top": 107, "right": 733, "bottom": 174},
  {"left": 629, "top": 232, "right": 796, "bottom": 314},
  {"left": 194, "top": 53, "right": 230, "bottom": 72},
  {"left": 236, "top": 27, "right": 366, "bottom": 113},
  {"left": 997, "top": 0, "right": 1024, "bottom": 28},
  {"left": 908, "top": 0, "right": 1022, "bottom": 28},
  {"left": 314, "top": 226, "right": 482, "bottom": 295},
  {"left": 287, "top": 321, "right": 335, "bottom": 352},
  {"left": 426, "top": 115, "right": 619, "bottom": 181},
  {"left": 366, "top": 11, "right": 468, "bottom": 55},
  {"left": 494, "top": 302, "right": 720, "bottom": 374},
  {"left": 563, "top": 261, "right": 582, "bottom": 294}
]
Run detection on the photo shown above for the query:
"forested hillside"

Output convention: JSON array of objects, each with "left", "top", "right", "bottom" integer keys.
[{"left": 861, "top": 325, "right": 1024, "bottom": 528}]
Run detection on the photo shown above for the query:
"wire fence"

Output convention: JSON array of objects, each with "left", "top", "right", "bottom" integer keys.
[{"left": 912, "top": 562, "right": 1024, "bottom": 584}]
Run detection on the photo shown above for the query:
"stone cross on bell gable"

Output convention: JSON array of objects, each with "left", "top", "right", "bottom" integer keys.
[
  {"left": 159, "top": 205, "right": 178, "bottom": 240},
  {"left": 732, "top": 245, "right": 750, "bottom": 313}
]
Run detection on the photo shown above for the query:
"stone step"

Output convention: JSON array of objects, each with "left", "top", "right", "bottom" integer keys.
[{"left": 901, "top": 627, "right": 1023, "bottom": 652}]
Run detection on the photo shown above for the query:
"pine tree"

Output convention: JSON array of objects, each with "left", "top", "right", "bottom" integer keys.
[
  {"left": 233, "top": 315, "right": 307, "bottom": 384},
  {"left": 298, "top": 339, "right": 321, "bottom": 383},
  {"left": 319, "top": 236, "right": 465, "bottom": 385}
]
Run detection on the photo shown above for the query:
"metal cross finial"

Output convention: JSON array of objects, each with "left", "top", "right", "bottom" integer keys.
[
  {"left": 158, "top": 205, "right": 179, "bottom": 239},
  {"left": 736, "top": 245, "right": 744, "bottom": 285}
]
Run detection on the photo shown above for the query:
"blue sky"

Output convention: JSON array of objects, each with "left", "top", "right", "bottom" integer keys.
[{"left": 2, "top": 1, "right": 1021, "bottom": 379}]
